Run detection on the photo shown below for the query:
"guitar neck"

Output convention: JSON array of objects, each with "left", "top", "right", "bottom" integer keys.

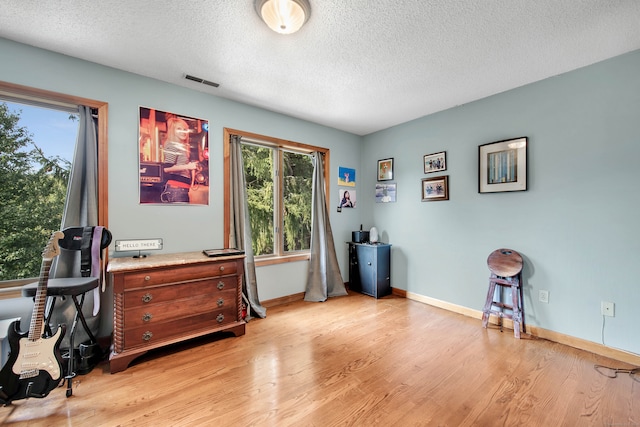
[{"left": 28, "top": 258, "right": 52, "bottom": 341}]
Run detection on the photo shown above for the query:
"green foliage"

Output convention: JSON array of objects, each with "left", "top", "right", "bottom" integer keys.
[
  {"left": 242, "top": 144, "right": 312, "bottom": 256},
  {"left": 242, "top": 144, "right": 274, "bottom": 255},
  {"left": 283, "top": 151, "right": 312, "bottom": 251},
  {"left": 0, "top": 103, "right": 70, "bottom": 280}
]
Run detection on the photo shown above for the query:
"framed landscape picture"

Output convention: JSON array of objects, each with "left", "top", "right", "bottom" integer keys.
[{"left": 479, "top": 137, "right": 527, "bottom": 193}]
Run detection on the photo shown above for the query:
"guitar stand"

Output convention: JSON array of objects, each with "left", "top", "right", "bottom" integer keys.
[{"left": 47, "top": 292, "right": 100, "bottom": 398}]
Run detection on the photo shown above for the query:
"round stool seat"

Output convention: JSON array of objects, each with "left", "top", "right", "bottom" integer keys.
[{"left": 487, "top": 248, "right": 522, "bottom": 278}]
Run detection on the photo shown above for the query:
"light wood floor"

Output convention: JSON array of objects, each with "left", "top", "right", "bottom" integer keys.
[{"left": 1, "top": 292, "right": 638, "bottom": 426}]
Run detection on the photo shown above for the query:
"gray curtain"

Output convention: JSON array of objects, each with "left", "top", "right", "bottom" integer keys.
[
  {"left": 229, "top": 135, "right": 266, "bottom": 319},
  {"left": 304, "top": 152, "right": 347, "bottom": 302},
  {"left": 50, "top": 105, "right": 101, "bottom": 347}
]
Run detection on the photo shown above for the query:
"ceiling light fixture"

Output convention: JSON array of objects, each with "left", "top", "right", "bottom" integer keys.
[{"left": 255, "top": 0, "right": 311, "bottom": 35}]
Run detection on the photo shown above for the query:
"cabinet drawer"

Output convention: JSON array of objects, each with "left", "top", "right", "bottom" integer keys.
[
  {"left": 123, "top": 306, "right": 237, "bottom": 349},
  {"left": 123, "top": 262, "right": 238, "bottom": 289},
  {"left": 124, "top": 289, "right": 237, "bottom": 328},
  {"left": 124, "top": 276, "right": 237, "bottom": 309}
]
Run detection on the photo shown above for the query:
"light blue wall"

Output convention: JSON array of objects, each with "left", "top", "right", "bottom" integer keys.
[
  {"left": 2, "top": 37, "right": 638, "bottom": 357},
  {"left": 0, "top": 38, "right": 362, "bottom": 326},
  {"left": 361, "top": 50, "right": 640, "bottom": 355}
]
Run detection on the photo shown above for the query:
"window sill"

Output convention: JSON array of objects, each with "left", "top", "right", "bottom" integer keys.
[
  {"left": 0, "top": 278, "right": 33, "bottom": 300},
  {"left": 254, "top": 253, "right": 310, "bottom": 267},
  {"left": 0, "top": 286, "right": 23, "bottom": 300}
]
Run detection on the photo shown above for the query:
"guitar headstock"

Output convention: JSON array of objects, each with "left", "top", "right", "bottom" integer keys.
[{"left": 42, "top": 230, "right": 65, "bottom": 261}]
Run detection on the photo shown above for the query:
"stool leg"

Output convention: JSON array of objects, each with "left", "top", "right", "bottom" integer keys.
[
  {"left": 482, "top": 279, "right": 497, "bottom": 329},
  {"left": 518, "top": 273, "right": 525, "bottom": 334},
  {"left": 511, "top": 283, "right": 521, "bottom": 339}
]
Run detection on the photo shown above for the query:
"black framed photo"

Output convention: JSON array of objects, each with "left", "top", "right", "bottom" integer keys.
[
  {"left": 421, "top": 175, "right": 449, "bottom": 202},
  {"left": 424, "top": 151, "right": 446, "bottom": 174},
  {"left": 479, "top": 137, "right": 528, "bottom": 193},
  {"left": 377, "top": 158, "right": 394, "bottom": 181}
]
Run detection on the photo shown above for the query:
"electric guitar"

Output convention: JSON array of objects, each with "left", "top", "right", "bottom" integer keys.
[{"left": 0, "top": 231, "right": 66, "bottom": 405}]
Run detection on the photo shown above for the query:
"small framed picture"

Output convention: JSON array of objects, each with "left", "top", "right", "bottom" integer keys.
[
  {"left": 339, "top": 189, "right": 356, "bottom": 208},
  {"left": 479, "top": 137, "right": 527, "bottom": 193},
  {"left": 338, "top": 166, "right": 356, "bottom": 187},
  {"left": 378, "top": 158, "right": 394, "bottom": 181},
  {"left": 375, "top": 183, "right": 396, "bottom": 203},
  {"left": 421, "top": 175, "right": 449, "bottom": 202},
  {"left": 424, "top": 151, "right": 446, "bottom": 174}
]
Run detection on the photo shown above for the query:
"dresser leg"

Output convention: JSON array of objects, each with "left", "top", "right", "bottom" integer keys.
[{"left": 109, "top": 350, "right": 148, "bottom": 374}]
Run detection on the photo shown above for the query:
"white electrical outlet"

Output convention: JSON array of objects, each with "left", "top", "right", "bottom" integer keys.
[
  {"left": 539, "top": 290, "right": 549, "bottom": 303},
  {"left": 601, "top": 301, "right": 615, "bottom": 317}
]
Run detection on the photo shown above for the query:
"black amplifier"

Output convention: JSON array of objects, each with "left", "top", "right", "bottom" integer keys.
[{"left": 140, "top": 162, "right": 164, "bottom": 183}]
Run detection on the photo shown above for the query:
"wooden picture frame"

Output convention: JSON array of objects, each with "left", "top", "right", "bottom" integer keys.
[
  {"left": 421, "top": 175, "right": 449, "bottom": 202},
  {"left": 424, "top": 151, "right": 446, "bottom": 174},
  {"left": 377, "top": 158, "right": 394, "bottom": 181},
  {"left": 479, "top": 137, "right": 527, "bottom": 193}
]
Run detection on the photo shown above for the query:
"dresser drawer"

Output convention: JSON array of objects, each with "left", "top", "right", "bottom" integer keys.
[
  {"left": 122, "top": 261, "right": 238, "bottom": 289},
  {"left": 124, "top": 276, "right": 237, "bottom": 309},
  {"left": 124, "top": 289, "right": 237, "bottom": 328},
  {"left": 123, "top": 306, "right": 237, "bottom": 349}
]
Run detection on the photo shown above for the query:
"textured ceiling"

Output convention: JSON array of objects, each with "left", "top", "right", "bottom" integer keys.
[{"left": 1, "top": 1, "right": 640, "bottom": 135}]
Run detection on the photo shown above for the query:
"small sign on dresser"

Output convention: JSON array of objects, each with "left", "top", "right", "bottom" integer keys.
[{"left": 115, "top": 238, "right": 163, "bottom": 258}]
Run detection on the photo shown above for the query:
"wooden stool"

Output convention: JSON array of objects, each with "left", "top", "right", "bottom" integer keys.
[{"left": 481, "top": 248, "right": 524, "bottom": 338}]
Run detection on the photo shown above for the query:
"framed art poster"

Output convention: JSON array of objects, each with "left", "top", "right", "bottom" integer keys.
[
  {"left": 378, "top": 158, "right": 394, "bottom": 181},
  {"left": 139, "top": 107, "right": 209, "bottom": 205},
  {"left": 479, "top": 137, "right": 527, "bottom": 193}
]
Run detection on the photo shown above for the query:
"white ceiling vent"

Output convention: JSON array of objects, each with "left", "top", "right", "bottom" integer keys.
[{"left": 185, "top": 74, "right": 220, "bottom": 88}]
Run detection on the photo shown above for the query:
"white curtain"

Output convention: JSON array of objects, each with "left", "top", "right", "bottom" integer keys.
[
  {"left": 229, "top": 135, "right": 266, "bottom": 319},
  {"left": 304, "top": 152, "right": 347, "bottom": 302}
]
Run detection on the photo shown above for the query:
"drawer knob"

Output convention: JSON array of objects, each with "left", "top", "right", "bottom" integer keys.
[
  {"left": 142, "top": 331, "right": 153, "bottom": 341},
  {"left": 217, "top": 281, "right": 225, "bottom": 290},
  {"left": 142, "top": 293, "right": 153, "bottom": 303},
  {"left": 219, "top": 266, "right": 225, "bottom": 272},
  {"left": 144, "top": 275, "right": 151, "bottom": 281},
  {"left": 217, "top": 298, "right": 224, "bottom": 307},
  {"left": 142, "top": 313, "right": 153, "bottom": 322},
  {"left": 216, "top": 313, "right": 225, "bottom": 323}
]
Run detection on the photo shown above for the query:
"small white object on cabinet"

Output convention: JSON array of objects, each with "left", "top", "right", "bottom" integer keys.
[{"left": 369, "top": 227, "right": 379, "bottom": 243}]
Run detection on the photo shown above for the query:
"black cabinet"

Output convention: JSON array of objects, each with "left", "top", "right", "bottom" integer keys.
[{"left": 347, "top": 242, "right": 391, "bottom": 298}]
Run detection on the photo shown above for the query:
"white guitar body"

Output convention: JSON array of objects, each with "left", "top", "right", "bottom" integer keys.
[{"left": 13, "top": 327, "right": 64, "bottom": 380}]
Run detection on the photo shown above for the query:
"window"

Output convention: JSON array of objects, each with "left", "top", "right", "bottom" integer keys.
[
  {"left": 224, "top": 128, "right": 330, "bottom": 266},
  {"left": 0, "top": 81, "right": 108, "bottom": 299},
  {"left": 0, "top": 100, "right": 77, "bottom": 281}
]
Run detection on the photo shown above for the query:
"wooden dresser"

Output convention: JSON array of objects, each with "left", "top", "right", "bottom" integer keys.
[{"left": 108, "top": 251, "right": 245, "bottom": 373}]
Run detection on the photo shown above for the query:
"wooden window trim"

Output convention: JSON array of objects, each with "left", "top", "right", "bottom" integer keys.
[
  {"left": 223, "top": 128, "right": 329, "bottom": 265},
  {"left": 0, "top": 80, "right": 109, "bottom": 297}
]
